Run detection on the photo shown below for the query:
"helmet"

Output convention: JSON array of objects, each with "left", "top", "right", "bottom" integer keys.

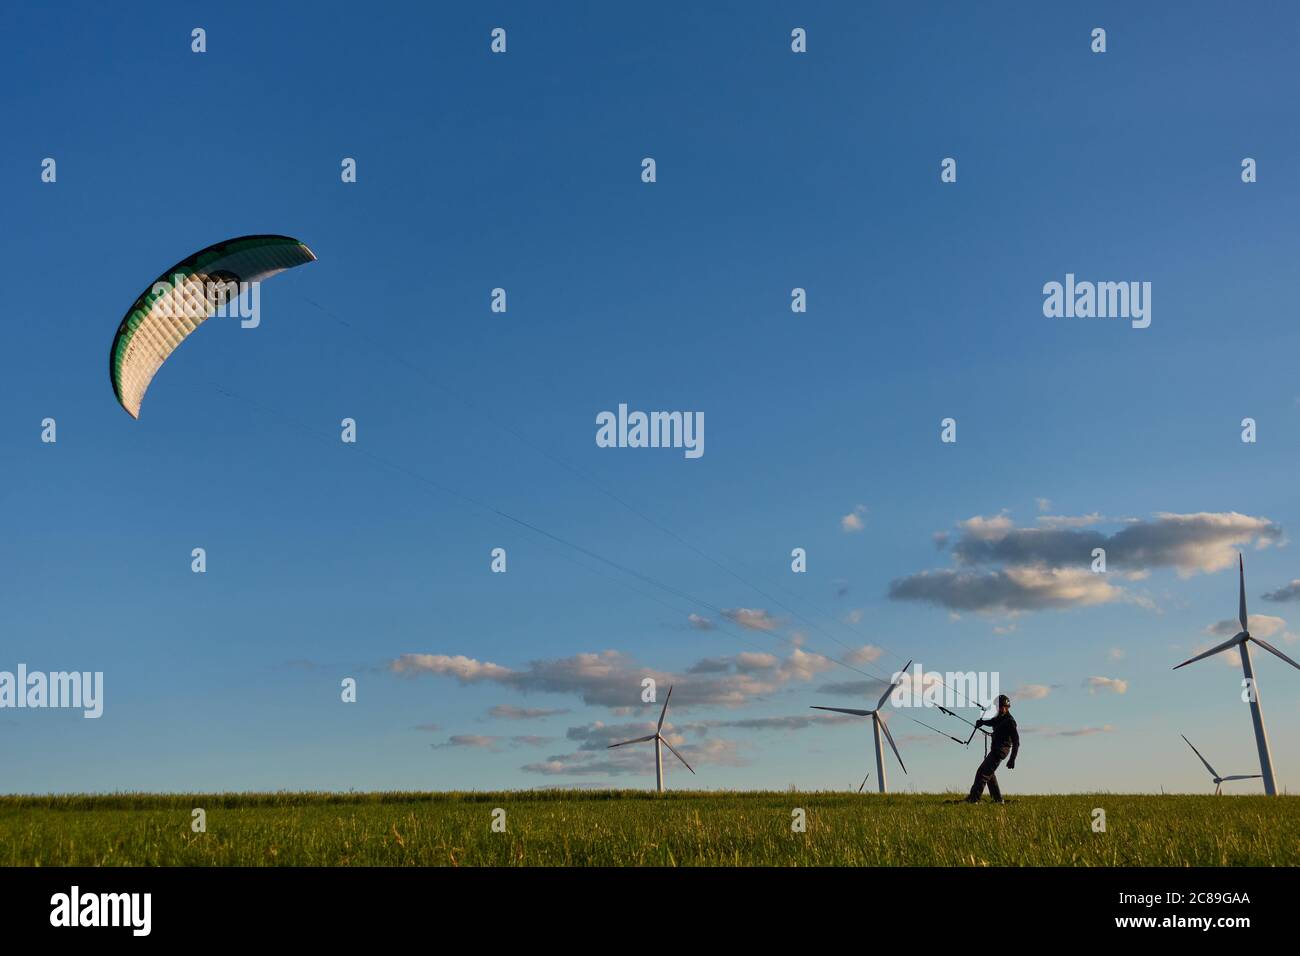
[{"left": 996, "top": 695, "right": 1011, "bottom": 707}]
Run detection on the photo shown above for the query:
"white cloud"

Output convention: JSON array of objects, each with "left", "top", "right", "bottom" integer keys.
[
  {"left": 844, "top": 644, "right": 883, "bottom": 665},
  {"left": 890, "top": 511, "right": 1283, "bottom": 613},
  {"left": 390, "top": 646, "right": 838, "bottom": 710},
  {"left": 1035, "top": 513, "right": 1106, "bottom": 529},
  {"left": 1262, "top": 580, "right": 1300, "bottom": 603},
  {"left": 841, "top": 504, "right": 868, "bottom": 533},
  {"left": 1207, "top": 614, "right": 1287, "bottom": 638},
  {"left": 889, "top": 566, "right": 1123, "bottom": 613},
  {"left": 488, "top": 705, "right": 570, "bottom": 720},
  {"left": 951, "top": 511, "right": 1282, "bottom": 576},
  {"left": 1083, "top": 676, "right": 1128, "bottom": 695},
  {"left": 392, "top": 654, "right": 513, "bottom": 682},
  {"left": 721, "top": 608, "right": 781, "bottom": 632},
  {"left": 957, "top": 513, "right": 1016, "bottom": 539}
]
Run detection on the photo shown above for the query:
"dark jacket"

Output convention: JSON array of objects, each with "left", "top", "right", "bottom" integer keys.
[{"left": 978, "top": 713, "right": 1020, "bottom": 763}]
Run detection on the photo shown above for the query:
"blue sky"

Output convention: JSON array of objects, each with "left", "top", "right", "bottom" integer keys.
[{"left": 3, "top": 1, "right": 1299, "bottom": 794}]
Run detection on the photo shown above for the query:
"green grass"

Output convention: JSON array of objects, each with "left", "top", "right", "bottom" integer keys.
[{"left": 2, "top": 791, "right": 1298, "bottom": 866}]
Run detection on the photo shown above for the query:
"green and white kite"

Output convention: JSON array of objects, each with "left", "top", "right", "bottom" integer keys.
[{"left": 109, "top": 235, "right": 316, "bottom": 418}]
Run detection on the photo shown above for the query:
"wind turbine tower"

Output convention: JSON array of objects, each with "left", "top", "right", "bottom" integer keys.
[
  {"left": 811, "top": 660, "right": 911, "bottom": 793},
  {"left": 1173, "top": 555, "right": 1300, "bottom": 795},
  {"left": 607, "top": 685, "right": 695, "bottom": 793}
]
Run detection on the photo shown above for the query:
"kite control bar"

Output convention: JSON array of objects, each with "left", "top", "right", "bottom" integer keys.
[
  {"left": 930, "top": 705, "right": 992, "bottom": 747},
  {"left": 908, "top": 716, "right": 970, "bottom": 745}
]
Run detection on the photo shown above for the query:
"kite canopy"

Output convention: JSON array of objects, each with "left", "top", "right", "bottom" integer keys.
[{"left": 109, "top": 235, "right": 316, "bottom": 418}]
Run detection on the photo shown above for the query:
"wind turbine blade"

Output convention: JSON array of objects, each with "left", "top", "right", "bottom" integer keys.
[
  {"left": 1215, "top": 782, "right": 1221, "bottom": 796},
  {"left": 607, "top": 734, "right": 656, "bottom": 749},
  {"left": 657, "top": 685, "right": 673, "bottom": 732},
  {"left": 858, "top": 772, "right": 870, "bottom": 793},
  {"left": 878, "top": 715, "right": 907, "bottom": 774},
  {"left": 1239, "top": 553, "right": 1248, "bottom": 634},
  {"left": 660, "top": 736, "right": 695, "bottom": 774},
  {"left": 876, "top": 659, "right": 912, "bottom": 711},
  {"left": 1220, "top": 774, "right": 1262, "bottom": 782},
  {"left": 1172, "top": 632, "right": 1245, "bottom": 669},
  {"left": 1249, "top": 636, "right": 1300, "bottom": 672},
  {"left": 811, "top": 706, "right": 874, "bottom": 717},
  {"left": 1181, "top": 735, "right": 1220, "bottom": 779}
]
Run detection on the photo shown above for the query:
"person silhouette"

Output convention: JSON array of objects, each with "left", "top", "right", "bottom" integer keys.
[{"left": 966, "top": 695, "right": 1019, "bottom": 803}]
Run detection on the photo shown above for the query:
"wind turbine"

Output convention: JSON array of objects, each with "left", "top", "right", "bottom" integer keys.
[
  {"left": 1181, "top": 734, "right": 1261, "bottom": 795},
  {"left": 607, "top": 685, "right": 695, "bottom": 793},
  {"left": 1173, "top": 554, "right": 1300, "bottom": 796},
  {"left": 811, "top": 660, "right": 911, "bottom": 793}
]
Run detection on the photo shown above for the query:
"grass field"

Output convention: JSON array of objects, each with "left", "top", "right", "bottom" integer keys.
[{"left": 2, "top": 791, "right": 1298, "bottom": 866}]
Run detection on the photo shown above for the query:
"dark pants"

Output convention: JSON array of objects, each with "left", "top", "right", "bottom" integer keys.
[{"left": 968, "top": 747, "right": 1010, "bottom": 801}]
